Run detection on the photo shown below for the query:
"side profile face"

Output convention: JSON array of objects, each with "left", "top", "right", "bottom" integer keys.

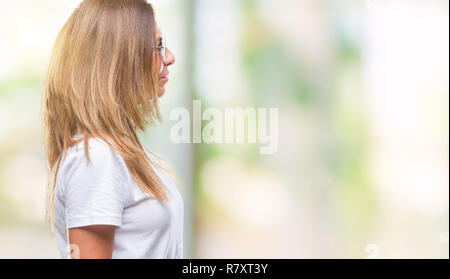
[{"left": 154, "top": 23, "right": 175, "bottom": 97}]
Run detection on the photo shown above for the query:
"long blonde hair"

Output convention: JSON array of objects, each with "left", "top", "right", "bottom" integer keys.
[{"left": 42, "top": 0, "right": 168, "bottom": 235}]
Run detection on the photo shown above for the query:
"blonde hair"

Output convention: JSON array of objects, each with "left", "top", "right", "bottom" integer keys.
[{"left": 42, "top": 0, "right": 168, "bottom": 235}]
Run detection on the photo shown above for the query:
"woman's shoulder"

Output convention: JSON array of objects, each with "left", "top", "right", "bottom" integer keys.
[
  {"left": 70, "top": 134, "right": 113, "bottom": 152},
  {"left": 61, "top": 135, "right": 128, "bottom": 174}
]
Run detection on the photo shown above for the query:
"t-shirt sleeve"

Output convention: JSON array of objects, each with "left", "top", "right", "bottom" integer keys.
[{"left": 61, "top": 140, "right": 130, "bottom": 229}]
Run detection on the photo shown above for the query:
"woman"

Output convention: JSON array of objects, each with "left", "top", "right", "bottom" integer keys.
[{"left": 42, "top": 0, "right": 183, "bottom": 259}]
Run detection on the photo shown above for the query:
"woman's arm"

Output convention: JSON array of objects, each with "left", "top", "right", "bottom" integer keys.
[{"left": 68, "top": 225, "right": 117, "bottom": 259}]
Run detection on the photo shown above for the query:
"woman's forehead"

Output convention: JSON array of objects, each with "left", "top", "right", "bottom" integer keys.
[{"left": 154, "top": 24, "right": 162, "bottom": 38}]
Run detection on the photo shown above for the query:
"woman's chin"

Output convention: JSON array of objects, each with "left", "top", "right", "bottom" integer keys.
[{"left": 157, "top": 87, "right": 166, "bottom": 97}]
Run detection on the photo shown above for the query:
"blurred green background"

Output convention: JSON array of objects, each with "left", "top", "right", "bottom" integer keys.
[{"left": 0, "top": 0, "right": 448, "bottom": 258}]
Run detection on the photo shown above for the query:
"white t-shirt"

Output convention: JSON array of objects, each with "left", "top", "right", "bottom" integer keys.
[{"left": 54, "top": 136, "right": 184, "bottom": 259}]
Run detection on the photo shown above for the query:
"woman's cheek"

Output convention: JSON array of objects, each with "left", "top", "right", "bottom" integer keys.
[{"left": 151, "top": 55, "right": 159, "bottom": 74}]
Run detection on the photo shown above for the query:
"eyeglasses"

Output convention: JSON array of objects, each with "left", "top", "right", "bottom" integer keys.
[{"left": 152, "top": 32, "right": 166, "bottom": 74}]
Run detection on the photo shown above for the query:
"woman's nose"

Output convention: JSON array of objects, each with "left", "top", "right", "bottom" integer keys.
[{"left": 164, "top": 48, "right": 175, "bottom": 66}]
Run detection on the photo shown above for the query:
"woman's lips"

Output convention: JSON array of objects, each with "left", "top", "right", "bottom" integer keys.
[{"left": 159, "top": 75, "right": 169, "bottom": 82}]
